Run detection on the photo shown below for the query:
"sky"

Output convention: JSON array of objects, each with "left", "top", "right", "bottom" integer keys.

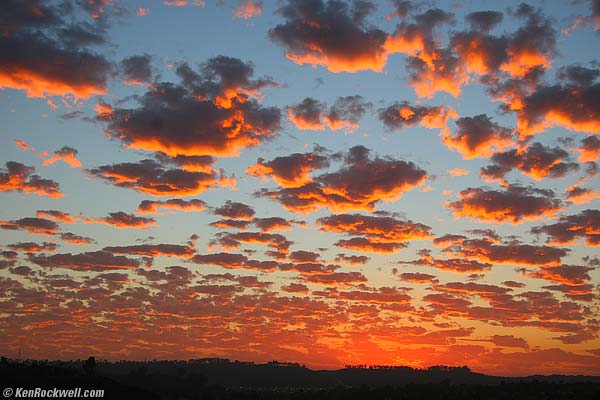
[{"left": 1, "top": 0, "right": 600, "bottom": 376}]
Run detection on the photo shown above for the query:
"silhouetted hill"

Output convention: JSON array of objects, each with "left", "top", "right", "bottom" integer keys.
[{"left": 2, "top": 357, "right": 600, "bottom": 399}]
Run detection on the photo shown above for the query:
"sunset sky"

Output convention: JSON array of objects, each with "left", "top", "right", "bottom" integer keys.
[{"left": 1, "top": 0, "right": 600, "bottom": 376}]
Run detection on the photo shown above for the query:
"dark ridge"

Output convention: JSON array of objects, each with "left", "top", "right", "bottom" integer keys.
[{"left": 2, "top": 357, "right": 600, "bottom": 399}]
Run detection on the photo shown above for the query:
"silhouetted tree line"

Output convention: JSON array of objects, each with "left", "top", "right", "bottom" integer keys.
[{"left": 2, "top": 356, "right": 599, "bottom": 399}]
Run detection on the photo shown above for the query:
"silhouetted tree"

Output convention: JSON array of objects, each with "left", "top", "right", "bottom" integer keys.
[{"left": 83, "top": 356, "right": 97, "bottom": 375}]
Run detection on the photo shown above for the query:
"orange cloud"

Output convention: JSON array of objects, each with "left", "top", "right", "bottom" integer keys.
[
  {"left": 335, "top": 253, "right": 370, "bottom": 266},
  {"left": 481, "top": 142, "right": 579, "bottom": 182},
  {"left": 335, "top": 237, "right": 407, "bottom": 254},
  {"left": 83, "top": 212, "right": 157, "bottom": 229},
  {"left": 407, "top": 51, "right": 470, "bottom": 98},
  {"left": 13, "top": 139, "right": 32, "bottom": 151},
  {"left": 87, "top": 159, "right": 217, "bottom": 197},
  {"left": 212, "top": 232, "right": 292, "bottom": 253},
  {"left": 36, "top": 210, "right": 76, "bottom": 224},
  {"left": 7, "top": 242, "right": 58, "bottom": 253},
  {"left": 531, "top": 209, "right": 600, "bottom": 246},
  {"left": 136, "top": 199, "right": 206, "bottom": 214},
  {"left": 246, "top": 150, "right": 329, "bottom": 188},
  {"left": 564, "top": 186, "right": 600, "bottom": 205},
  {"left": 576, "top": 136, "right": 600, "bottom": 162},
  {"left": 448, "top": 185, "right": 563, "bottom": 224},
  {"left": 441, "top": 114, "right": 514, "bottom": 159},
  {"left": 287, "top": 96, "right": 371, "bottom": 132},
  {"left": 231, "top": 0, "right": 262, "bottom": 19},
  {"left": 258, "top": 146, "right": 427, "bottom": 214},
  {"left": 42, "top": 146, "right": 82, "bottom": 168},
  {"left": 59, "top": 232, "right": 95, "bottom": 245},
  {"left": 401, "top": 250, "right": 493, "bottom": 273},
  {"left": 0, "top": 161, "right": 63, "bottom": 198},
  {"left": 28, "top": 251, "right": 145, "bottom": 271},
  {"left": 399, "top": 272, "right": 439, "bottom": 284},
  {"left": 379, "top": 102, "right": 458, "bottom": 131},
  {"left": 447, "top": 168, "right": 469, "bottom": 177},
  {"left": 213, "top": 201, "right": 255, "bottom": 220},
  {"left": 99, "top": 57, "right": 281, "bottom": 157},
  {"left": 516, "top": 83, "right": 600, "bottom": 138},
  {"left": 193, "top": 252, "right": 277, "bottom": 272},
  {"left": 444, "top": 238, "right": 568, "bottom": 267},
  {"left": 0, "top": 217, "right": 60, "bottom": 236},
  {"left": 103, "top": 244, "right": 196, "bottom": 258},
  {"left": 268, "top": 0, "right": 389, "bottom": 73},
  {"left": 318, "top": 213, "right": 432, "bottom": 243}
]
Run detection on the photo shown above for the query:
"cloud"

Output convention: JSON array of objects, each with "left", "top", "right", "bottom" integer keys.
[
  {"left": 515, "top": 72, "right": 600, "bottom": 137},
  {"left": 531, "top": 209, "right": 600, "bottom": 246},
  {"left": 286, "top": 97, "right": 325, "bottom": 130},
  {"left": 447, "top": 185, "right": 563, "bottom": 224},
  {"left": 246, "top": 149, "right": 330, "bottom": 188},
  {"left": 481, "top": 142, "right": 579, "bottom": 181},
  {"left": 14, "top": 139, "right": 32, "bottom": 151},
  {"left": 399, "top": 272, "right": 439, "bottom": 284},
  {"left": 0, "top": 1, "right": 112, "bottom": 98},
  {"left": 42, "top": 146, "right": 82, "bottom": 168},
  {"left": 213, "top": 200, "right": 255, "bottom": 220},
  {"left": 98, "top": 56, "right": 281, "bottom": 157},
  {"left": 406, "top": 50, "right": 469, "bottom": 98},
  {"left": 286, "top": 96, "right": 371, "bottom": 131},
  {"left": 591, "top": 0, "right": 600, "bottom": 30},
  {"left": 7, "top": 242, "right": 58, "bottom": 253},
  {"left": 489, "top": 334, "right": 529, "bottom": 349},
  {"left": 324, "top": 95, "right": 372, "bottom": 131},
  {"left": 447, "top": 168, "right": 469, "bottom": 177},
  {"left": 87, "top": 159, "right": 217, "bottom": 197},
  {"left": 102, "top": 244, "right": 196, "bottom": 258},
  {"left": 0, "top": 217, "right": 60, "bottom": 236},
  {"left": 59, "top": 232, "right": 96, "bottom": 245},
  {"left": 302, "top": 271, "right": 368, "bottom": 285},
  {"left": 526, "top": 264, "right": 595, "bottom": 286},
  {"left": 83, "top": 212, "right": 157, "bottom": 229},
  {"left": 136, "top": 198, "right": 207, "bottom": 214},
  {"left": 154, "top": 152, "right": 215, "bottom": 173},
  {"left": 442, "top": 238, "right": 568, "bottom": 267},
  {"left": 210, "top": 219, "right": 251, "bottom": 230},
  {"left": 334, "top": 237, "right": 407, "bottom": 253},
  {"left": 269, "top": 0, "right": 388, "bottom": 73},
  {"left": 252, "top": 217, "right": 304, "bottom": 232},
  {"left": 564, "top": 185, "right": 600, "bottom": 205},
  {"left": 231, "top": 0, "right": 263, "bottom": 19},
  {"left": 28, "top": 251, "right": 145, "bottom": 271},
  {"left": 334, "top": 253, "right": 370, "bottom": 265},
  {"left": 211, "top": 232, "right": 292, "bottom": 253},
  {"left": 465, "top": 11, "right": 503, "bottom": 32},
  {"left": 119, "top": 54, "right": 153, "bottom": 85},
  {"left": 0, "top": 161, "right": 63, "bottom": 198},
  {"left": 281, "top": 282, "right": 309, "bottom": 294},
  {"left": 289, "top": 250, "right": 319, "bottom": 263},
  {"left": 317, "top": 213, "right": 431, "bottom": 254},
  {"left": 401, "top": 250, "right": 493, "bottom": 273},
  {"left": 379, "top": 101, "right": 458, "bottom": 131},
  {"left": 441, "top": 114, "right": 513, "bottom": 159},
  {"left": 258, "top": 146, "right": 427, "bottom": 213},
  {"left": 386, "top": 9, "right": 461, "bottom": 97},
  {"left": 576, "top": 136, "right": 600, "bottom": 162},
  {"left": 163, "top": 0, "right": 206, "bottom": 6},
  {"left": 192, "top": 252, "right": 278, "bottom": 271},
  {"left": 334, "top": 286, "right": 412, "bottom": 304},
  {"left": 36, "top": 210, "right": 75, "bottom": 224}
]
